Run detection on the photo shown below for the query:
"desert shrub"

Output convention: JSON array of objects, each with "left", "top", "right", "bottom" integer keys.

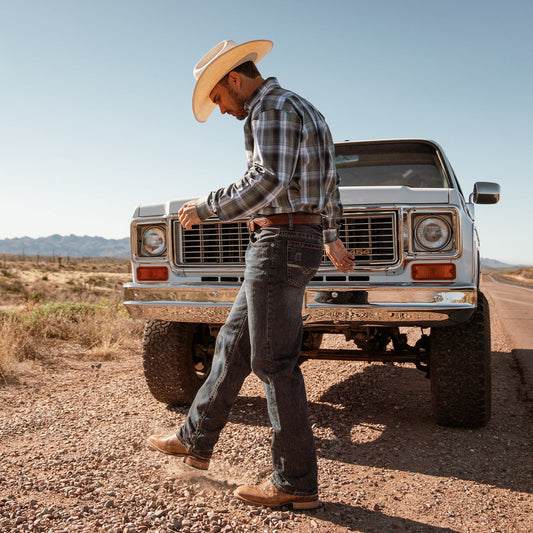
[
  {"left": 0, "top": 313, "right": 39, "bottom": 381},
  {"left": 0, "top": 257, "right": 139, "bottom": 380},
  {"left": 32, "top": 302, "right": 95, "bottom": 338},
  {"left": 75, "top": 300, "right": 143, "bottom": 357},
  {"left": 0, "top": 278, "right": 26, "bottom": 295},
  {"left": 27, "top": 291, "right": 44, "bottom": 303},
  {"left": 503, "top": 267, "right": 533, "bottom": 284},
  {"left": 515, "top": 268, "right": 533, "bottom": 280},
  {"left": 86, "top": 276, "right": 106, "bottom": 287},
  {"left": 0, "top": 301, "right": 142, "bottom": 379}
]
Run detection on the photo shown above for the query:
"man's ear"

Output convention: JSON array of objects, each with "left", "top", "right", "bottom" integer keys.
[{"left": 227, "top": 70, "right": 241, "bottom": 90}]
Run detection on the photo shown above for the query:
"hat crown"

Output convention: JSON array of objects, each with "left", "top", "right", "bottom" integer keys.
[
  {"left": 193, "top": 40, "right": 237, "bottom": 81},
  {"left": 191, "top": 39, "right": 273, "bottom": 122}
]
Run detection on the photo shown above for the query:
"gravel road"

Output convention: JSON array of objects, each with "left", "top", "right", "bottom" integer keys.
[{"left": 1, "top": 292, "right": 532, "bottom": 533}]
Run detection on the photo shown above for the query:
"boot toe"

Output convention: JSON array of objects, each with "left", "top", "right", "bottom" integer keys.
[{"left": 147, "top": 434, "right": 210, "bottom": 470}]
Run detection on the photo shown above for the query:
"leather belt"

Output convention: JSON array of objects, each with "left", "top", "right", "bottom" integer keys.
[{"left": 248, "top": 213, "right": 322, "bottom": 232}]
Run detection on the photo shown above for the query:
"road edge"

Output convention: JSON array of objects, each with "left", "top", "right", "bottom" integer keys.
[
  {"left": 482, "top": 281, "right": 533, "bottom": 413},
  {"left": 512, "top": 349, "right": 533, "bottom": 409}
]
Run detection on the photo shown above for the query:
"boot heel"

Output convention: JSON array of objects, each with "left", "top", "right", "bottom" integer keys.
[
  {"left": 183, "top": 456, "right": 209, "bottom": 470},
  {"left": 292, "top": 499, "right": 320, "bottom": 510}
]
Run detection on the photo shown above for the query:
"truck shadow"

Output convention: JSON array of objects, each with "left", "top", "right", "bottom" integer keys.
[
  {"left": 312, "top": 502, "right": 461, "bottom": 533},
  {"left": 228, "top": 351, "right": 532, "bottom": 496}
]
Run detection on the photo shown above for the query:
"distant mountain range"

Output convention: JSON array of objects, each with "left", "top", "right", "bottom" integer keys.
[
  {"left": 0, "top": 235, "right": 529, "bottom": 266},
  {"left": 0, "top": 235, "right": 130, "bottom": 258},
  {"left": 480, "top": 258, "right": 522, "bottom": 270}
]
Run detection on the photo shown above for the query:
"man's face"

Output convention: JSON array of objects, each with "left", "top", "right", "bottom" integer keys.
[{"left": 209, "top": 79, "right": 248, "bottom": 120}]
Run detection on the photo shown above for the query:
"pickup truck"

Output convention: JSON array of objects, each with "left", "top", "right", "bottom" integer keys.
[{"left": 123, "top": 139, "right": 500, "bottom": 428}]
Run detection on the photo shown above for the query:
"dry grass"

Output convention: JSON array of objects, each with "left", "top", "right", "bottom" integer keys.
[
  {"left": 0, "top": 255, "right": 142, "bottom": 381},
  {"left": 502, "top": 266, "right": 533, "bottom": 285},
  {"left": 0, "top": 314, "right": 38, "bottom": 381}
]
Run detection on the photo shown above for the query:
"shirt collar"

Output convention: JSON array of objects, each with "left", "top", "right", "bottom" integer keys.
[{"left": 244, "top": 77, "right": 280, "bottom": 113}]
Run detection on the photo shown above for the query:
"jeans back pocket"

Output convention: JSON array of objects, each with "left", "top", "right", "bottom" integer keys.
[{"left": 286, "top": 240, "right": 323, "bottom": 289}]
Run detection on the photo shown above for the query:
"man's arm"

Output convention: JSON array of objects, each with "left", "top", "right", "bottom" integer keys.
[
  {"left": 180, "top": 200, "right": 355, "bottom": 275},
  {"left": 195, "top": 108, "right": 301, "bottom": 222}
]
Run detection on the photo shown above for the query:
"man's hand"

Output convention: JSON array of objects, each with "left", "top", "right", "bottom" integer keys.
[
  {"left": 324, "top": 238, "right": 355, "bottom": 273},
  {"left": 178, "top": 200, "right": 201, "bottom": 230}
]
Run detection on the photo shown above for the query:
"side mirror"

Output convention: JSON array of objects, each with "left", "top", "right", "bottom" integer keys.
[{"left": 469, "top": 182, "right": 500, "bottom": 205}]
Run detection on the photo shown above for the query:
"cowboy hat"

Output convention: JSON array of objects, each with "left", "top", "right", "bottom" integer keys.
[{"left": 192, "top": 39, "right": 273, "bottom": 122}]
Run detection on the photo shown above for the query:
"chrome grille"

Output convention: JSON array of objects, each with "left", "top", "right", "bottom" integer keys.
[
  {"left": 176, "top": 221, "right": 249, "bottom": 264},
  {"left": 174, "top": 212, "right": 397, "bottom": 267},
  {"left": 339, "top": 213, "right": 397, "bottom": 264}
]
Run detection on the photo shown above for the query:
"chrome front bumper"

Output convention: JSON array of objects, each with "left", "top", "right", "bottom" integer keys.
[{"left": 123, "top": 283, "right": 477, "bottom": 327}]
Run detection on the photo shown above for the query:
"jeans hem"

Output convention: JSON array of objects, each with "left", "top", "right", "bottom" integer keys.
[
  {"left": 176, "top": 432, "right": 212, "bottom": 460},
  {"left": 270, "top": 474, "right": 318, "bottom": 497}
]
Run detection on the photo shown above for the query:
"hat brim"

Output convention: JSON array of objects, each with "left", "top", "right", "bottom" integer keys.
[{"left": 192, "top": 40, "right": 273, "bottom": 122}]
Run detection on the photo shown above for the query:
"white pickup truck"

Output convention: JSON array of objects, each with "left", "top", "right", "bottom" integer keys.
[{"left": 123, "top": 139, "right": 500, "bottom": 428}]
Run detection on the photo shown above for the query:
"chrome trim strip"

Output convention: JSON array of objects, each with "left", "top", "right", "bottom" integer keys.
[{"left": 124, "top": 284, "right": 477, "bottom": 326}]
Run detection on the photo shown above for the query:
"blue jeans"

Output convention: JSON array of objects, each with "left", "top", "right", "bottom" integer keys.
[{"left": 178, "top": 224, "right": 324, "bottom": 495}]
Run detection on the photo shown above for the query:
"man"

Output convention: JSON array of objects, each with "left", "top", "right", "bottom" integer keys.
[{"left": 148, "top": 39, "right": 354, "bottom": 509}]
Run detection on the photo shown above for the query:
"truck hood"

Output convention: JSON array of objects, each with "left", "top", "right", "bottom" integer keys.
[
  {"left": 134, "top": 198, "right": 198, "bottom": 217},
  {"left": 339, "top": 186, "right": 458, "bottom": 206},
  {"left": 134, "top": 188, "right": 460, "bottom": 217}
]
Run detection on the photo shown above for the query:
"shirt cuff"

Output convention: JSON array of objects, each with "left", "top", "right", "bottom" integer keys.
[
  {"left": 323, "top": 228, "right": 338, "bottom": 244},
  {"left": 195, "top": 197, "right": 215, "bottom": 221}
]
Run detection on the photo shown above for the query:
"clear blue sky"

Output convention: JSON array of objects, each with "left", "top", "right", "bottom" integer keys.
[{"left": 1, "top": 0, "right": 531, "bottom": 264}]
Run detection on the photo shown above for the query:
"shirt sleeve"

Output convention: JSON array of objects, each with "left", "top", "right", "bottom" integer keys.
[
  {"left": 195, "top": 108, "right": 301, "bottom": 222},
  {"left": 322, "top": 169, "right": 343, "bottom": 243},
  {"left": 320, "top": 127, "right": 343, "bottom": 243}
]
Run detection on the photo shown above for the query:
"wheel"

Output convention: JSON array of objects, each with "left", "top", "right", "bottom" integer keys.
[
  {"left": 430, "top": 291, "right": 491, "bottom": 428},
  {"left": 302, "top": 331, "right": 323, "bottom": 350},
  {"left": 142, "top": 321, "right": 215, "bottom": 406},
  {"left": 298, "top": 331, "right": 324, "bottom": 363}
]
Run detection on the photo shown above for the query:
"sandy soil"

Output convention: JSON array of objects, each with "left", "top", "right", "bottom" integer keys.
[{"left": 0, "top": 299, "right": 532, "bottom": 532}]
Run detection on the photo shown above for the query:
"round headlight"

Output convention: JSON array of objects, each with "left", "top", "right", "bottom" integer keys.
[
  {"left": 142, "top": 227, "right": 166, "bottom": 256},
  {"left": 414, "top": 217, "right": 451, "bottom": 251}
]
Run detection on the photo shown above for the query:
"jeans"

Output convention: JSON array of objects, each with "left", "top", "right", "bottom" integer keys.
[{"left": 178, "top": 224, "right": 324, "bottom": 495}]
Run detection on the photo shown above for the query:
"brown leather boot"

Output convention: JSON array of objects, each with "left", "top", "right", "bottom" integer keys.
[
  {"left": 234, "top": 479, "right": 319, "bottom": 509},
  {"left": 147, "top": 434, "right": 210, "bottom": 470}
]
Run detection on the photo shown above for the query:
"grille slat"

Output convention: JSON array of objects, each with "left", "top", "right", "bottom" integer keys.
[
  {"left": 178, "top": 221, "right": 249, "bottom": 264},
  {"left": 340, "top": 214, "right": 397, "bottom": 264},
  {"left": 175, "top": 212, "right": 397, "bottom": 267}
]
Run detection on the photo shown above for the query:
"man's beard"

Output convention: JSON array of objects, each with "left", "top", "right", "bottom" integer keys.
[{"left": 226, "top": 86, "right": 248, "bottom": 120}]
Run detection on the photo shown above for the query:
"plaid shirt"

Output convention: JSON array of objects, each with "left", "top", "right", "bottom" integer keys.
[{"left": 196, "top": 77, "right": 342, "bottom": 242}]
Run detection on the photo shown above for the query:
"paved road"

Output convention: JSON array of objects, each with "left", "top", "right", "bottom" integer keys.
[{"left": 482, "top": 274, "right": 533, "bottom": 401}]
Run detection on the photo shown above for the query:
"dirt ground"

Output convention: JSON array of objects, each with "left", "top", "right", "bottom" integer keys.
[{"left": 0, "top": 295, "right": 532, "bottom": 532}]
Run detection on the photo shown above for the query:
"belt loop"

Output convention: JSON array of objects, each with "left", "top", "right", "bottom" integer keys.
[{"left": 288, "top": 213, "right": 294, "bottom": 230}]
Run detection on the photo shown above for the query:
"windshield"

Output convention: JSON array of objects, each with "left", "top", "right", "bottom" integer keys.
[{"left": 335, "top": 141, "right": 451, "bottom": 188}]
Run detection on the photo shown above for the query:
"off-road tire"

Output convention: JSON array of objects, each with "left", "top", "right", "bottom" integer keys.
[
  {"left": 302, "top": 332, "right": 323, "bottom": 351},
  {"left": 142, "top": 321, "right": 211, "bottom": 406},
  {"left": 430, "top": 291, "right": 491, "bottom": 428}
]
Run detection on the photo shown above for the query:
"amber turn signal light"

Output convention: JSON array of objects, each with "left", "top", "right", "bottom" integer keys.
[
  {"left": 137, "top": 266, "right": 169, "bottom": 281},
  {"left": 412, "top": 263, "right": 456, "bottom": 281}
]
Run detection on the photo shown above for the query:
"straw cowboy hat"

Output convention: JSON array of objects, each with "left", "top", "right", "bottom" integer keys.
[{"left": 192, "top": 39, "right": 273, "bottom": 122}]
